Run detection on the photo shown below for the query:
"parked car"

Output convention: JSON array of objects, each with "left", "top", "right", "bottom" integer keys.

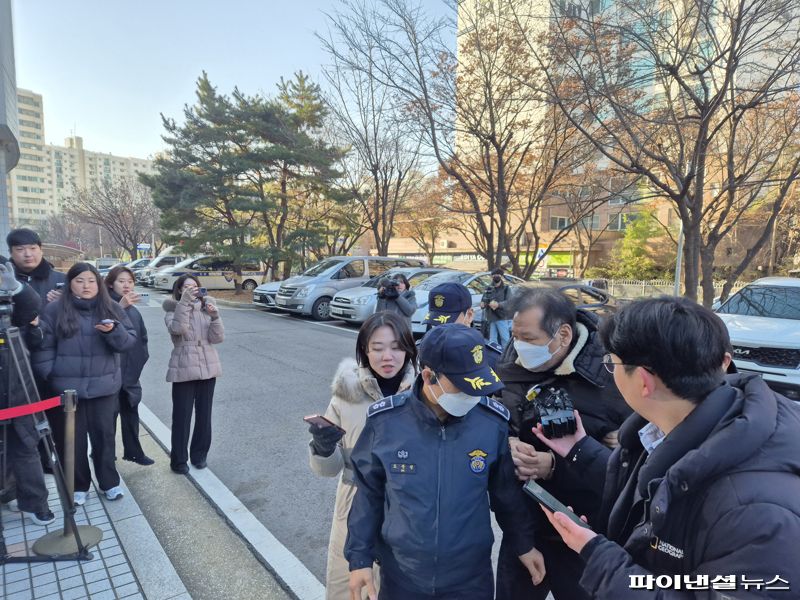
[
  {"left": 153, "top": 255, "right": 265, "bottom": 292},
  {"left": 252, "top": 280, "right": 283, "bottom": 310},
  {"left": 329, "top": 267, "right": 452, "bottom": 325},
  {"left": 715, "top": 277, "right": 800, "bottom": 400},
  {"left": 137, "top": 254, "right": 187, "bottom": 287},
  {"left": 98, "top": 256, "right": 152, "bottom": 277},
  {"left": 274, "top": 256, "right": 426, "bottom": 320}
]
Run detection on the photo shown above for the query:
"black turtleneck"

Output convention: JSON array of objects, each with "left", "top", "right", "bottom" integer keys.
[{"left": 371, "top": 365, "right": 406, "bottom": 398}]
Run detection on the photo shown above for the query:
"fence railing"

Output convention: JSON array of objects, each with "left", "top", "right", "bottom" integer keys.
[{"left": 599, "top": 279, "right": 748, "bottom": 300}]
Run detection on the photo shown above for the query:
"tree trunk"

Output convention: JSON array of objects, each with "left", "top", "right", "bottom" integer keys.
[{"left": 699, "top": 247, "right": 717, "bottom": 308}]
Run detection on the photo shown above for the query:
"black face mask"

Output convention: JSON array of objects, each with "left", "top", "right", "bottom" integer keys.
[{"left": 492, "top": 276, "right": 502, "bottom": 284}]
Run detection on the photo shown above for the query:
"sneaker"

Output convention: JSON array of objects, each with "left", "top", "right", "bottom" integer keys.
[
  {"left": 5, "top": 499, "right": 20, "bottom": 512},
  {"left": 26, "top": 509, "right": 56, "bottom": 526},
  {"left": 73, "top": 491, "right": 88, "bottom": 506},
  {"left": 104, "top": 486, "right": 124, "bottom": 501}
]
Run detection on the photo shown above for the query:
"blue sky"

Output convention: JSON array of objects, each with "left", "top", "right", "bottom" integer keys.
[{"left": 12, "top": 1, "right": 452, "bottom": 159}]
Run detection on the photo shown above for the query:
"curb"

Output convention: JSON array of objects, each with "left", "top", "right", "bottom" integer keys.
[{"left": 213, "top": 298, "right": 261, "bottom": 309}]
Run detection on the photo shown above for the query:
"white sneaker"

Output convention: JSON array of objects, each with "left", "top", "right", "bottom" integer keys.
[
  {"left": 104, "top": 486, "right": 124, "bottom": 501},
  {"left": 5, "top": 499, "right": 20, "bottom": 512},
  {"left": 73, "top": 491, "right": 88, "bottom": 506}
]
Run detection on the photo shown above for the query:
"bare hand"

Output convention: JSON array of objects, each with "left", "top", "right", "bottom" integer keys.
[
  {"left": 95, "top": 323, "right": 115, "bottom": 333},
  {"left": 541, "top": 505, "right": 597, "bottom": 554},
  {"left": 518, "top": 547, "right": 547, "bottom": 586},
  {"left": 509, "top": 437, "right": 544, "bottom": 481},
  {"left": 204, "top": 303, "right": 218, "bottom": 316},
  {"left": 120, "top": 292, "right": 141, "bottom": 309},
  {"left": 602, "top": 429, "right": 620, "bottom": 449},
  {"left": 46, "top": 289, "right": 63, "bottom": 303},
  {"left": 30, "top": 316, "right": 39, "bottom": 326},
  {"left": 348, "top": 568, "right": 377, "bottom": 600},
  {"left": 489, "top": 300, "right": 499, "bottom": 310},
  {"left": 180, "top": 287, "right": 197, "bottom": 304},
  {"left": 532, "top": 411, "right": 587, "bottom": 458}
]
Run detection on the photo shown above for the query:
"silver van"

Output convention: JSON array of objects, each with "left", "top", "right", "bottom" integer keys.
[{"left": 275, "top": 256, "right": 425, "bottom": 320}]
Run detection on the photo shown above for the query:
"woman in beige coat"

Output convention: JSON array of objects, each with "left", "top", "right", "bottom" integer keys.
[
  {"left": 163, "top": 275, "right": 224, "bottom": 475},
  {"left": 308, "top": 312, "right": 417, "bottom": 600}
]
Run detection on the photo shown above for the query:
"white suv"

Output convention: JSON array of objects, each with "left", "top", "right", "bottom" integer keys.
[{"left": 715, "top": 277, "right": 800, "bottom": 401}]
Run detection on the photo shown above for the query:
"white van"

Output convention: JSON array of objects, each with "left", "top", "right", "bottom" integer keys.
[{"left": 153, "top": 255, "right": 266, "bottom": 292}]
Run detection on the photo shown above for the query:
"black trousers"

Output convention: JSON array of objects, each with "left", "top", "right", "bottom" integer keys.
[
  {"left": 118, "top": 387, "right": 145, "bottom": 459},
  {"left": 4, "top": 422, "right": 49, "bottom": 513},
  {"left": 170, "top": 378, "right": 216, "bottom": 468},
  {"left": 496, "top": 534, "right": 591, "bottom": 600},
  {"left": 379, "top": 569, "right": 494, "bottom": 600},
  {"left": 50, "top": 394, "right": 120, "bottom": 493}
]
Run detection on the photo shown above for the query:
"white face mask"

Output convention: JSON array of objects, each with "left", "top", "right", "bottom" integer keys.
[
  {"left": 435, "top": 382, "right": 481, "bottom": 417},
  {"left": 514, "top": 337, "right": 557, "bottom": 371}
]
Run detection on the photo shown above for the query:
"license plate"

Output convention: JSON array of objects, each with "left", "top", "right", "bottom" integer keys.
[
  {"left": 276, "top": 297, "right": 288, "bottom": 306},
  {"left": 331, "top": 309, "right": 346, "bottom": 317}
]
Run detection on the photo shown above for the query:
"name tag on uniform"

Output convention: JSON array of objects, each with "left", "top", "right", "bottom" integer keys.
[{"left": 390, "top": 463, "right": 417, "bottom": 475}]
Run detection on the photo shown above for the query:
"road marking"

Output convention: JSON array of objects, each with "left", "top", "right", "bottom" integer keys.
[
  {"left": 252, "top": 309, "right": 358, "bottom": 335},
  {"left": 137, "top": 404, "right": 325, "bottom": 600}
]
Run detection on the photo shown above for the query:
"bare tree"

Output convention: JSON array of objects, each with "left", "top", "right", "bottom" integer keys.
[
  {"left": 514, "top": 0, "right": 800, "bottom": 303},
  {"left": 322, "top": 0, "right": 601, "bottom": 277},
  {"left": 394, "top": 174, "right": 456, "bottom": 264},
  {"left": 65, "top": 177, "right": 161, "bottom": 260}
]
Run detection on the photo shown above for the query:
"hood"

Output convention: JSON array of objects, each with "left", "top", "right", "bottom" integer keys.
[
  {"left": 281, "top": 275, "right": 316, "bottom": 287},
  {"left": 332, "top": 357, "right": 416, "bottom": 404},
  {"left": 335, "top": 285, "right": 377, "bottom": 299},
  {"left": 255, "top": 281, "right": 283, "bottom": 293},
  {"left": 717, "top": 313, "right": 800, "bottom": 348}
]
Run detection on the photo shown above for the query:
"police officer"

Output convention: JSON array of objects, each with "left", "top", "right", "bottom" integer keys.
[
  {"left": 421, "top": 282, "right": 503, "bottom": 369},
  {"left": 346, "top": 323, "right": 545, "bottom": 600}
]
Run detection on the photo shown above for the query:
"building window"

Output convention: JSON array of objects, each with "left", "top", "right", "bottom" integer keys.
[
  {"left": 550, "top": 216, "right": 571, "bottom": 231},
  {"left": 608, "top": 212, "right": 640, "bottom": 231},
  {"left": 580, "top": 214, "right": 601, "bottom": 230}
]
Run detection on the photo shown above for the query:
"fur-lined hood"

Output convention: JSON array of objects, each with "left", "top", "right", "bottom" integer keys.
[
  {"left": 332, "top": 357, "right": 416, "bottom": 404},
  {"left": 162, "top": 297, "right": 217, "bottom": 312}
]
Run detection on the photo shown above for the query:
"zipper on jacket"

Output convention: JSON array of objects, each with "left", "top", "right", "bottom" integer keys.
[{"left": 432, "top": 424, "right": 446, "bottom": 594}]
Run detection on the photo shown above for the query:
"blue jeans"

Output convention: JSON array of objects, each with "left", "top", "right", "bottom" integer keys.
[{"left": 488, "top": 319, "right": 512, "bottom": 348}]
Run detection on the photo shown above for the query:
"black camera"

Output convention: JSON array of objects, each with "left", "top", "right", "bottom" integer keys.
[
  {"left": 518, "top": 384, "right": 576, "bottom": 443},
  {"left": 378, "top": 277, "right": 399, "bottom": 299}
]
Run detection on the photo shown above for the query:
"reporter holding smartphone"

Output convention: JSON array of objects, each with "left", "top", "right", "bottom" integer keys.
[
  {"left": 105, "top": 265, "right": 153, "bottom": 466},
  {"left": 308, "top": 312, "right": 417, "bottom": 600},
  {"left": 164, "top": 275, "right": 224, "bottom": 475},
  {"left": 32, "top": 262, "right": 136, "bottom": 504}
]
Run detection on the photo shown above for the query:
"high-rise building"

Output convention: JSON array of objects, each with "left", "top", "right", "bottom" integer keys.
[
  {"left": 5, "top": 88, "right": 157, "bottom": 228},
  {"left": 0, "top": 0, "right": 19, "bottom": 242}
]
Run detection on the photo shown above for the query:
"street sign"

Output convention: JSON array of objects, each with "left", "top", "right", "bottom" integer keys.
[{"left": 137, "top": 243, "right": 151, "bottom": 250}]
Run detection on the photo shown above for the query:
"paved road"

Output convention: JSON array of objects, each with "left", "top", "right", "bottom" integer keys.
[{"left": 136, "top": 291, "right": 358, "bottom": 582}]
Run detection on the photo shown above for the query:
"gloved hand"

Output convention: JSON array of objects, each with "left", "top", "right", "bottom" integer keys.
[
  {"left": 0, "top": 261, "right": 20, "bottom": 293},
  {"left": 309, "top": 422, "right": 344, "bottom": 458}
]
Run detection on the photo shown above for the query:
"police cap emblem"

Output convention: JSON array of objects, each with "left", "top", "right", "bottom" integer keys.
[{"left": 434, "top": 294, "right": 445, "bottom": 308}]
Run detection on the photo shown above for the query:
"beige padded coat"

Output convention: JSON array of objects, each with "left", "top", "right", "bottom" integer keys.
[
  {"left": 309, "top": 358, "right": 415, "bottom": 600},
  {"left": 163, "top": 297, "right": 224, "bottom": 383}
]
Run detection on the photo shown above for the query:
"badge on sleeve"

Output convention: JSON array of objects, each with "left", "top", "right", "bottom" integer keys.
[{"left": 468, "top": 449, "right": 488, "bottom": 473}]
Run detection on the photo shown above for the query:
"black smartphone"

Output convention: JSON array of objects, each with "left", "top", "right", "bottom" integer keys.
[
  {"left": 99, "top": 319, "right": 116, "bottom": 325},
  {"left": 55, "top": 282, "right": 65, "bottom": 290},
  {"left": 197, "top": 287, "right": 208, "bottom": 297},
  {"left": 523, "top": 480, "right": 592, "bottom": 530},
  {"left": 303, "top": 414, "right": 346, "bottom": 435}
]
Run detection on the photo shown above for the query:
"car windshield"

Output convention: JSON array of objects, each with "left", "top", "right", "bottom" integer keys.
[
  {"left": 414, "top": 271, "right": 469, "bottom": 291},
  {"left": 717, "top": 285, "right": 800, "bottom": 320},
  {"left": 303, "top": 259, "right": 344, "bottom": 277}
]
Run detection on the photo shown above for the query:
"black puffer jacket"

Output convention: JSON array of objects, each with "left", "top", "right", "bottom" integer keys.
[
  {"left": 11, "top": 258, "right": 65, "bottom": 305},
  {"left": 33, "top": 295, "right": 136, "bottom": 399},
  {"left": 109, "top": 291, "right": 149, "bottom": 405},
  {"left": 578, "top": 374, "right": 800, "bottom": 599},
  {"left": 494, "top": 309, "right": 630, "bottom": 528}
]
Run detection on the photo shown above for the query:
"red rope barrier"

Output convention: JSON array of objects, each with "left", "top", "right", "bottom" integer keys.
[{"left": 0, "top": 397, "right": 62, "bottom": 420}]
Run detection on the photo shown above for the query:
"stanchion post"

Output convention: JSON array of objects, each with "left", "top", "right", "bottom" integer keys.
[{"left": 62, "top": 389, "right": 77, "bottom": 532}]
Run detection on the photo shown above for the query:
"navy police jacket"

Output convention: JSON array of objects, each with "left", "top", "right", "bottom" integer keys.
[{"left": 344, "top": 380, "right": 537, "bottom": 595}]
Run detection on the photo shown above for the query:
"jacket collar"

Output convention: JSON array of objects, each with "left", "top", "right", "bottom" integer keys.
[{"left": 11, "top": 258, "right": 54, "bottom": 280}]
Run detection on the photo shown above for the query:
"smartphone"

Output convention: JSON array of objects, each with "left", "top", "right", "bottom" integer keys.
[
  {"left": 303, "top": 414, "right": 346, "bottom": 435},
  {"left": 99, "top": 319, "right": 116, "bottom": 325},
  {"left": 197, "top": 287, "right": 208, "bottom": 297},
  {"left": 138, "top": 292, "right": 151, "bottom": 306},
  {"left": 55, "top": 282, "right": 65, "bottom": 290},
  {"left": 523, "top": 480, "right": 592, "bottom": 530}
]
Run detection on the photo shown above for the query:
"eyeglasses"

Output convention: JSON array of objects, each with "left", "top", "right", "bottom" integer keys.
[{"left": 602, "top": 354, "right": 654, "bottom": 375}]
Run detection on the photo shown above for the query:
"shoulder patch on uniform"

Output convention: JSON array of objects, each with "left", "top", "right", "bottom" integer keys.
[
  {"left": 479, "top": 397, "right": 510, "bottom": 420},
  {"left": 367, "top": 393, "right": 407, "bottom": 417}
]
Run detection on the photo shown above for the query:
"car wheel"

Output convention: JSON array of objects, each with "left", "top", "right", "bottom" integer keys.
[
  {"left": 242, "top": 279, "right": 257, "bottom": 291},
  {"left": 312, "top": 297, "right": 332, "bottom": 321}
]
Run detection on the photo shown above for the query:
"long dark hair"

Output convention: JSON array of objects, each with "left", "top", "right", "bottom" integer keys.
[
  {"left": 356, "top": 312, "right": 418, "bottom": 375},
  {"left": 393, "top": 273, "right": 411, "bottom": 291},
  {"left": 105, "top": 265, "right": 135, "bottom": 291},
  {"left": 55, "top": 262, "right": 123, "bottom": 338},
  {"left": 172, "top": 274, "right": 201, "bottom": 301}
]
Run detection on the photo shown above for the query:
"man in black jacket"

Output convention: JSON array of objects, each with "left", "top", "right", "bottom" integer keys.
[
  {"left": 7, "top": 228, "right": 65, "bottom": 305},
  {"left": 536, "top": 297, "right": 800, "bottom": 599},
  {"left": 0, "top": 258, "right": 55, "bottom": 525},
  {"left": 480, "top": 268, "right": 512, "bottom": 347},
  {"left": 494, "top": 286, "right": 630, "bottom": 600}
]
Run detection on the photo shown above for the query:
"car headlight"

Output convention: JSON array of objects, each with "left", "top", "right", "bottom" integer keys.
[
  {"left": 353, "top": 296, "right": 372, "bottom": 305},
  {"left": 296, "top": 285, "right": 314, "bottom": 299}
]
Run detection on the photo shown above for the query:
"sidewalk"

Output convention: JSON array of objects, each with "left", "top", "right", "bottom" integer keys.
[{"left": 1, "top": 468, "right": 188, "bottom": 600}]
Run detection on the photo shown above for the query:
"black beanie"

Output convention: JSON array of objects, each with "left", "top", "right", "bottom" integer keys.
[{"left": 7, "top": 228, "right": 42, "bottom": 249}]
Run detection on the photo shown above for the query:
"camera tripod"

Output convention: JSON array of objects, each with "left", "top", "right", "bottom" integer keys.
[{"left": 0, "top": 298, "right": 101, "bottom": 563}]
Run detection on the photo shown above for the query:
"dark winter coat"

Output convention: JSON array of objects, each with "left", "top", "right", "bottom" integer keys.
[
  {"left": 32, "top": 295, "right": 137, "bottom": 400},
  {"left": 375, "top": 289, "right": 417, "bottom": 322},
  {"left": 576, "top": 374, "right": 800, "bottom": 599},
  {"left": 11, "top": 257, "right": 65, "bottom": 305},
  {"left": 480, "top": 282, "right": 512, "bottom": 322},
  {"left": 110, "top": 291, "right": 149, "bottom": 406},
  {"left": 494, "top": 309, "right": 631, "bottom": 531}
]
